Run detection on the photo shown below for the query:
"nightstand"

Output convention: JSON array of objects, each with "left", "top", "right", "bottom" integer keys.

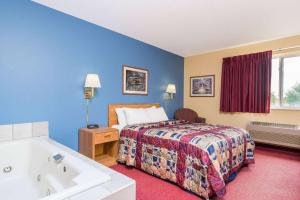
[{"left": 79, "top": 127, "right": 119, "bottom": 167}]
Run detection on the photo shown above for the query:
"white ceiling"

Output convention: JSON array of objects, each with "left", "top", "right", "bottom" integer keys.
[{"left": 33, "top": 0, "right": 300, "bottom": 57}]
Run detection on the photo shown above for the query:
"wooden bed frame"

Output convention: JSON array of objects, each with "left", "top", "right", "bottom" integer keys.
[{"left": 108, "top": 103, "right": 160, "bottom": 127}]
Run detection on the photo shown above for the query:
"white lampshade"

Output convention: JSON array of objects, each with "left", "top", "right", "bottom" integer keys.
[
  {"left": 85, "top": 74, "right": 101, "bottom": 88},
  {"left": 166, "top": 84, "right": 176, "bottom": 94}
]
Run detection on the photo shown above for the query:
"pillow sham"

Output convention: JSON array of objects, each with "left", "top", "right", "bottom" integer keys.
[
  {"left": 124, "top": 108, "right": 151, "bottom": 125},
  {"left": 146, "top": 107, "right": 168, "bottom": 122},
  {"left": 115, "top": 107, "right": 128, "bottom": 127}
]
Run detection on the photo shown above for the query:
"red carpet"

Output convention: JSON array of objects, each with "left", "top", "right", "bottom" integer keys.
[{"left": 112, "top": 146, "right": 300, "bottom": 200}]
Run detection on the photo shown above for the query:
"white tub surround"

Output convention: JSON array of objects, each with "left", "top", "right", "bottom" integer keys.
[
  {"left": 0, "top": 121, "right": 49, "bottom": 142},
  {"left": 0, "top": 122, "right": 135, "bottom": 200},
  {"left": 12, "top": 122, "right": 33, "bottom": 139},
  {"left": 0, "top": 124, "right": 13, "bottom": 142},
  {"left": 32, "top": 122, "right": 49, "bottom": 137}
]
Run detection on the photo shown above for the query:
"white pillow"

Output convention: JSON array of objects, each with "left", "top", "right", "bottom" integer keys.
[
  {"left": 115, "top": 108, "right": 128, "bottom": 127},
  {"left": 146, "top": 107, "right": 168, "bottom": 123},
  {"left": 124, "top": 108, "right": 151, "bottom": 125}
]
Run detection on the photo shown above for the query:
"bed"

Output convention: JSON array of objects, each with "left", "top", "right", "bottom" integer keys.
[{"left": 108, "top": 103, "right": 255, "bottom": 200}]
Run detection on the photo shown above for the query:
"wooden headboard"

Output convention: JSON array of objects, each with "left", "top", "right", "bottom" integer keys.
[{"left": 108, "top": 103, "right": 160, "bottom": 127}]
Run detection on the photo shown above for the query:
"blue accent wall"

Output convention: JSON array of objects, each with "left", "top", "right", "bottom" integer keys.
[{"left": 0, "top": 1, "right": 184, "bottom": 150}]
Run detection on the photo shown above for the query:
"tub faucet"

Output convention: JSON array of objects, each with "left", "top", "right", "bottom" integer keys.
[{"left": 52, "top": 154, "right": 64, "bottom": 164}]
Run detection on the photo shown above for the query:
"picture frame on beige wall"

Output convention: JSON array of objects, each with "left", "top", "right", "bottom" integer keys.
[{"left": 190, "top": 75, "right": 215, "bottom": 97}]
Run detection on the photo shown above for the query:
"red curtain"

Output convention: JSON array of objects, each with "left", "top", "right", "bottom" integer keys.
[{"left": 220, "top": 51, "right": 272, "bottom": 113}]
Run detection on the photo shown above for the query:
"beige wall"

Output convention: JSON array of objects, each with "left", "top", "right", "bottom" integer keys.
[{"left": 184, "top": 35, "right": 300, "bottom": 129}]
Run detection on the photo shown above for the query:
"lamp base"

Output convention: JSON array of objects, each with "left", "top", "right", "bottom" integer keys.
[
  {"left": 84, "top": 87, "right": 94, "bottom": 99},
  {"left": 87, "top": 124, "right": 99, "bottom": 129}
]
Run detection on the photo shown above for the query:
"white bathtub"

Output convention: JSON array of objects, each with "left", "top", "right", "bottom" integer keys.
[{"left": 0, "top": 137, "right": 111, "bottom": 200}]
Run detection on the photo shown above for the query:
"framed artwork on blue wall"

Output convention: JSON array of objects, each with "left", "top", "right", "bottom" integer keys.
[{"left": 122, "top": 65, "right": 148, "bottom": 95}]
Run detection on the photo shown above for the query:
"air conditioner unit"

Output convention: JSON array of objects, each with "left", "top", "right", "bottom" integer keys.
[{"left": 247, "top": 121, "right": 300, "bottom": 149}]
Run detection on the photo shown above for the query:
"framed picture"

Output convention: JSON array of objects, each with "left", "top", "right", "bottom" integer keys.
[
  {"left": 190, "top": 75, "right": 215, "bottom": 97},
  {"left": 122, "top": 65, "right": 148, "bottom": 95}
]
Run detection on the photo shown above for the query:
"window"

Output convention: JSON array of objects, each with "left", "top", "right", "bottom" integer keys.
[{"left": 271, "top": 55, "right": 300, "bottom": 109}]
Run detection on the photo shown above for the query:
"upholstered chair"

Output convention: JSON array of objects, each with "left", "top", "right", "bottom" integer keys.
[{"left": 174, "top": 108, "right": 206, "bottom": 123}]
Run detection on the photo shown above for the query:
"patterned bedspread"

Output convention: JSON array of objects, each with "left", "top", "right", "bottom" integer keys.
[{"left": 118, "top": 120, "right": 255, "bottom": 199}]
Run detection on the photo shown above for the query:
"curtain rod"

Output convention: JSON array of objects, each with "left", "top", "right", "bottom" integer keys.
[{"left": 272, "top": 45, "right": 300, "bottom": 52}]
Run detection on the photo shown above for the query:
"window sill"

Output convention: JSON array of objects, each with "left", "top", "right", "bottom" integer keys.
[{"left": 271, "top": 107, "right": 300, "bottom": 111}]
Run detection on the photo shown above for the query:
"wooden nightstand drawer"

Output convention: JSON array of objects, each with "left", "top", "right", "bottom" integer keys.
[
  {"left": 94, "top": 131, "right": 118, "bottom": 144},
  {"left": 79, "top": 127, "right": 119, "bottom": 167}
]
